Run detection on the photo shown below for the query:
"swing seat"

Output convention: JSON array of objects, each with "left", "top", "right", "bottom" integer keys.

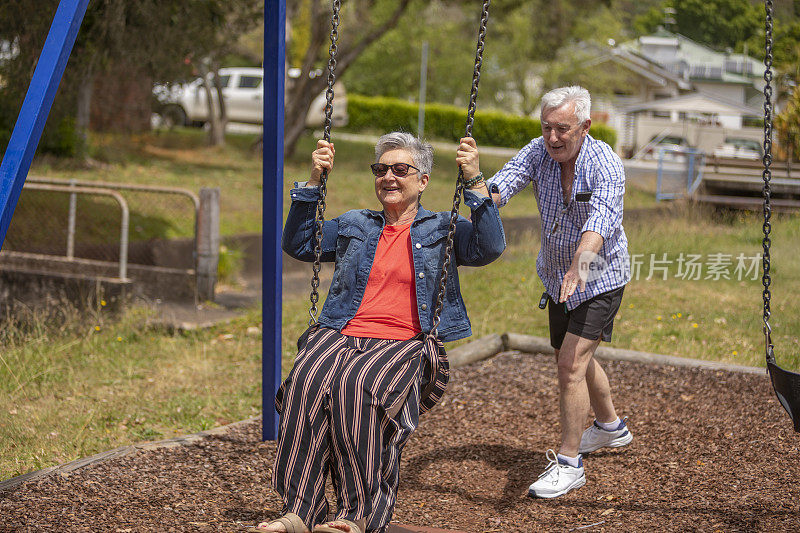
[{"left": 767, "top": 355, "right": 800, "bottom": 433}]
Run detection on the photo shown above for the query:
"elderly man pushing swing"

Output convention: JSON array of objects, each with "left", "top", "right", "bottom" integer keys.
[{"left": 489, "top": 86, "right": 633, "bottom": 498}]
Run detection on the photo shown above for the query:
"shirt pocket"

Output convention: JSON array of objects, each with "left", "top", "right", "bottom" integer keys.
[
  {"left": 335, "top": 225, "right": 367, "bottom": 265},
  {"left": 569, "top": 195, "right": 593, "bottom": 230},
  {"left": 329, "top": 226, "right": 367, "bottom": 298},
  {"left": 418, "top": 228, "right": 450, "bottom": 269}
]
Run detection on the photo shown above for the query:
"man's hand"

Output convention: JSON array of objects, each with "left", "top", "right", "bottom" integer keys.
[
  {"left": 559, "top": 267, "right": 585, "bottom": 303},
  {"left": 560, "top": 231, "right": 603, "bottom": 303},
  {"left": 309, "top": 139, "right": 335, "bottom": 186}
]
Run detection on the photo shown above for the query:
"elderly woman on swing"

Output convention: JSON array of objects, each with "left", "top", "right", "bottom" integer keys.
[{"left": 252, "top": 132, "right": 505, "bottom": 533}]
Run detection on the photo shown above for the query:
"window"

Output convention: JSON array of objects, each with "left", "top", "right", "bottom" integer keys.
[
  {"left": 217, "top": 75, "right": 231, "bottom": 88},
  {"left": 724, "top": 60, "right": 740, "bottom": 73},
  {"left": 690, "top": 65, "right": 707, "bottom": 78},
  {"left": 238, "top": 75, "right": 262, "bottom": 89}
]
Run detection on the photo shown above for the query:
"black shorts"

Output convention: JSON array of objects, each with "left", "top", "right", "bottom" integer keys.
[{"left": 548, "top": 286, "right": 625, "bottom": 350}]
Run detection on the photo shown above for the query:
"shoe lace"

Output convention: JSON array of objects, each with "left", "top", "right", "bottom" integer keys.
[{"left": 537, "top": 449, "right": 561, "bottom": 483}]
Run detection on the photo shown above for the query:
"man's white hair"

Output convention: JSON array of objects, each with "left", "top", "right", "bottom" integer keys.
[{"left": 540, "top": 86, "right": 591, "bottom": 123}]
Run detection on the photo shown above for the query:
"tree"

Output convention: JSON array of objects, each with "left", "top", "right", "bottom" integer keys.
[
  {"left": 186, "top": 2, "right": 263, "bottom": 146},
  {"left": 633, "top": 0, "right": 760, "bottom": 50},
  {"left": 0, "top": 0, "right": 262, "bottom": 156},
  {"left": 477, "top": 0, "right": 632, "bottom": 115},
  {"left": 743, "top": 14, "right": 800, "bottom": 81},
  {"left": 775, "top": 86, "right": 800, "bottom": 162},
  {"left": 343, "top": 0, "right": 634, "bottom": 119},
  {"left": 343, "top": 2, "right": 478, "bottom": 105},
  {"left": 281, "top": 0, "right": 418, "bottom": 158}
]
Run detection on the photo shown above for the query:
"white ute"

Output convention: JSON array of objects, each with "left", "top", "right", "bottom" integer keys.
[{"left": 154, "top": 66, "right": 348, "bottom": 129}]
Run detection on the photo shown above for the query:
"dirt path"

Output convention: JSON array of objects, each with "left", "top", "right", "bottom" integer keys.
[{"left": 2, "top": 351, "right": 797, "bottom": 532}]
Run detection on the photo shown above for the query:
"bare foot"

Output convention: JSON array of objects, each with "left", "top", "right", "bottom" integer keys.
[{"left": 313, "top": 519, "right": 365, "bottom": 532}]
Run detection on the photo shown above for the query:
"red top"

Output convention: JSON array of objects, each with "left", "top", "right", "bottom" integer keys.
[{"left": 341, "top": 222, "right": 421, "bottom": 340}]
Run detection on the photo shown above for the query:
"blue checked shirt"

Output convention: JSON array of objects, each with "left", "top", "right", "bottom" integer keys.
[{"left": 489, "top": 134, "right": 630, "bottom": 310}]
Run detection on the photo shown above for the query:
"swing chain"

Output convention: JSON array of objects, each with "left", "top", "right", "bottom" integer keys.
[
  {"left": 431, "top": 0, "right": 491, "bottom": 334},
  {"left": 309, "top": 0, "right": 342, "bottom": 325},
  {"left": 761, "top": 0, "right": 774, "bottom": 362}
]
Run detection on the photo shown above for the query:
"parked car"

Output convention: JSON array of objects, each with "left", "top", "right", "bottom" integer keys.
[
  {"left": 644, "top": 135, "right": 691, "bottom": 156},
  {"left": 642, "top": 134, "right": 695, "bottom": 162},
  {"left": 713, "top": 137, "right": 763, "bottom": 160},
  {"left": 154, "top": 66, "right": 348, "bottom": 128}
]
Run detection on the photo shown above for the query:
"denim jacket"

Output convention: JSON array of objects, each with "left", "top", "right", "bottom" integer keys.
[{"left": 282, "top": 185, "right": 506, "bottom": 342}]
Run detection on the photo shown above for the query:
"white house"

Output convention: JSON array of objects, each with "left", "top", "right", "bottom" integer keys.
[{"left": 590, "top": 29, "right": 766, "bottom": 156}]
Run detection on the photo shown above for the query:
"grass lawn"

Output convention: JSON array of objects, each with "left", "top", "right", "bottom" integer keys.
[
  {"left": 32, "top": 129, "right": 265, "bottom": 237},
  {"left": 2, "top": 128, "right": 797, "bottom": 480}
]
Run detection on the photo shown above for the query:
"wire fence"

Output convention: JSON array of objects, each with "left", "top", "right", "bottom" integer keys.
[{"left": 2, "top": 177, "right": 199, "bottom": 274}]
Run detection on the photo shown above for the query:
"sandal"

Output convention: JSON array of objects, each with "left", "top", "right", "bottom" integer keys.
[
  {"left": 248, "top": 512, "right": 310, "bottom": 533},
  {"left": 312, "top": 518, "right": 365, "bottom": 533}
]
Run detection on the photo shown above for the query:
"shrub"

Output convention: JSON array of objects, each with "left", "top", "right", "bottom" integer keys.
[
  {"left": 39, "top": 115, "right": 83, "bottom": 157},
  {"left": 217, "top": 244, "right": 244, "bottom": 286},
  {"left": 346, "top": 94, "right": 617, "bottom": 148},
  {"left": 589, "top": 121, "right": 617, "bottom": 149},
  {"left": 0, "top": 113, "right": 82, "bottom": 158}
]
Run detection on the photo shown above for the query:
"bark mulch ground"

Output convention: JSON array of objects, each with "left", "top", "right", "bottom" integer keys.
[{"left": 1, "top": 351, "right": 798, "bottom": 532}]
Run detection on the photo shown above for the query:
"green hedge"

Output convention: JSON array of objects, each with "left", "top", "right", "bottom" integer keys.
[{"left": 346, "top": 94, "right": 617, "bottom": 149}]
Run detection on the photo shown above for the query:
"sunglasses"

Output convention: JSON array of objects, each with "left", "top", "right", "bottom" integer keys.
[{"left": 370, "top": 162, "right": 420, "bottom": 178}]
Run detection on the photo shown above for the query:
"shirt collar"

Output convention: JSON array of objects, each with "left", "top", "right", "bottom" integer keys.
[
  {"left": 573, "top": 133, "right": 593, "bottom": 176},
  {"left": 414, "top": 205, "right": 437, "bottom": 223},
  {"left": 365, "top": 205, "right": 437, "bottom": 225}
]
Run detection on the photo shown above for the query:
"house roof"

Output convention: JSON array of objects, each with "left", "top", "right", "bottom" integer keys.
[
  {"left": 581, "top": 46, "right": 693, "bottom": 91},
  {"left": 620, "top": 91, "right": 762, "bottom": 116},
  {"left": 619, "top": 29, "right": 764, "bottom": 85}
]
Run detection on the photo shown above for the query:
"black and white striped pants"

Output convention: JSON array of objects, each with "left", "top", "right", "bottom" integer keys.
[{"left": 272, "top": 326, "right": 448, "bottom": 533}]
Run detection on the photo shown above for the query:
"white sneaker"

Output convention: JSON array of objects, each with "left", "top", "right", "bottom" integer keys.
[
  {"left": 528, "top": 450, "right": 585, "bottom": 499},
  {"left": 578, "top": 417, "right": 633, "bottom": 454}
]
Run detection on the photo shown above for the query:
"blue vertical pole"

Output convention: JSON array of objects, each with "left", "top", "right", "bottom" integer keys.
[
  {"left": 263, "top": 0, "right": 285, "bottom": 441},
  {"left": 0, "top": 0, "right": 90, "bottom": 249}
]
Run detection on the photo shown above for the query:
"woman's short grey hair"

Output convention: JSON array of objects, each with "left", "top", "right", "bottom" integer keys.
[
  {"left": 374, "top": 132, "right": 433, "bottom": 176},
  {"left": 540, "top": 86, "right": 591, "bottom": 124}
]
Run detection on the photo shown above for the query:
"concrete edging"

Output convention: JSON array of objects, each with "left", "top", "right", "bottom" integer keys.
[{"left": 0, "top": 334, "right": 764, "bottom": 492}]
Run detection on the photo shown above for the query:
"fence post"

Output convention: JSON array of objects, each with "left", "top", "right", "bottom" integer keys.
[
  {"left": 67, "top": 178, "right": 77, "bottom": 260},
  {"left": 196, "top": 187, "right": 220, "bottom": 302}
]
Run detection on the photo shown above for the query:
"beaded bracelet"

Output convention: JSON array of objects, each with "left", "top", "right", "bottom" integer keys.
[{"left": 462, "top": 172, "right": 485, "bottom": 189}]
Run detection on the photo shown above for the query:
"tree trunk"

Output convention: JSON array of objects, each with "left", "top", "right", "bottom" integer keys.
[
  {"left": 198, "top": 62, "right": 227, "bottom": 147},
  {"left": 283, "top": 76, "right": 327, "bottom": 158},
  {"left": 211, "top": 62, "right": 228, "bottom": 146},
  {"left": 75, "top": 63, "right": 94, "bottom": 160}
]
